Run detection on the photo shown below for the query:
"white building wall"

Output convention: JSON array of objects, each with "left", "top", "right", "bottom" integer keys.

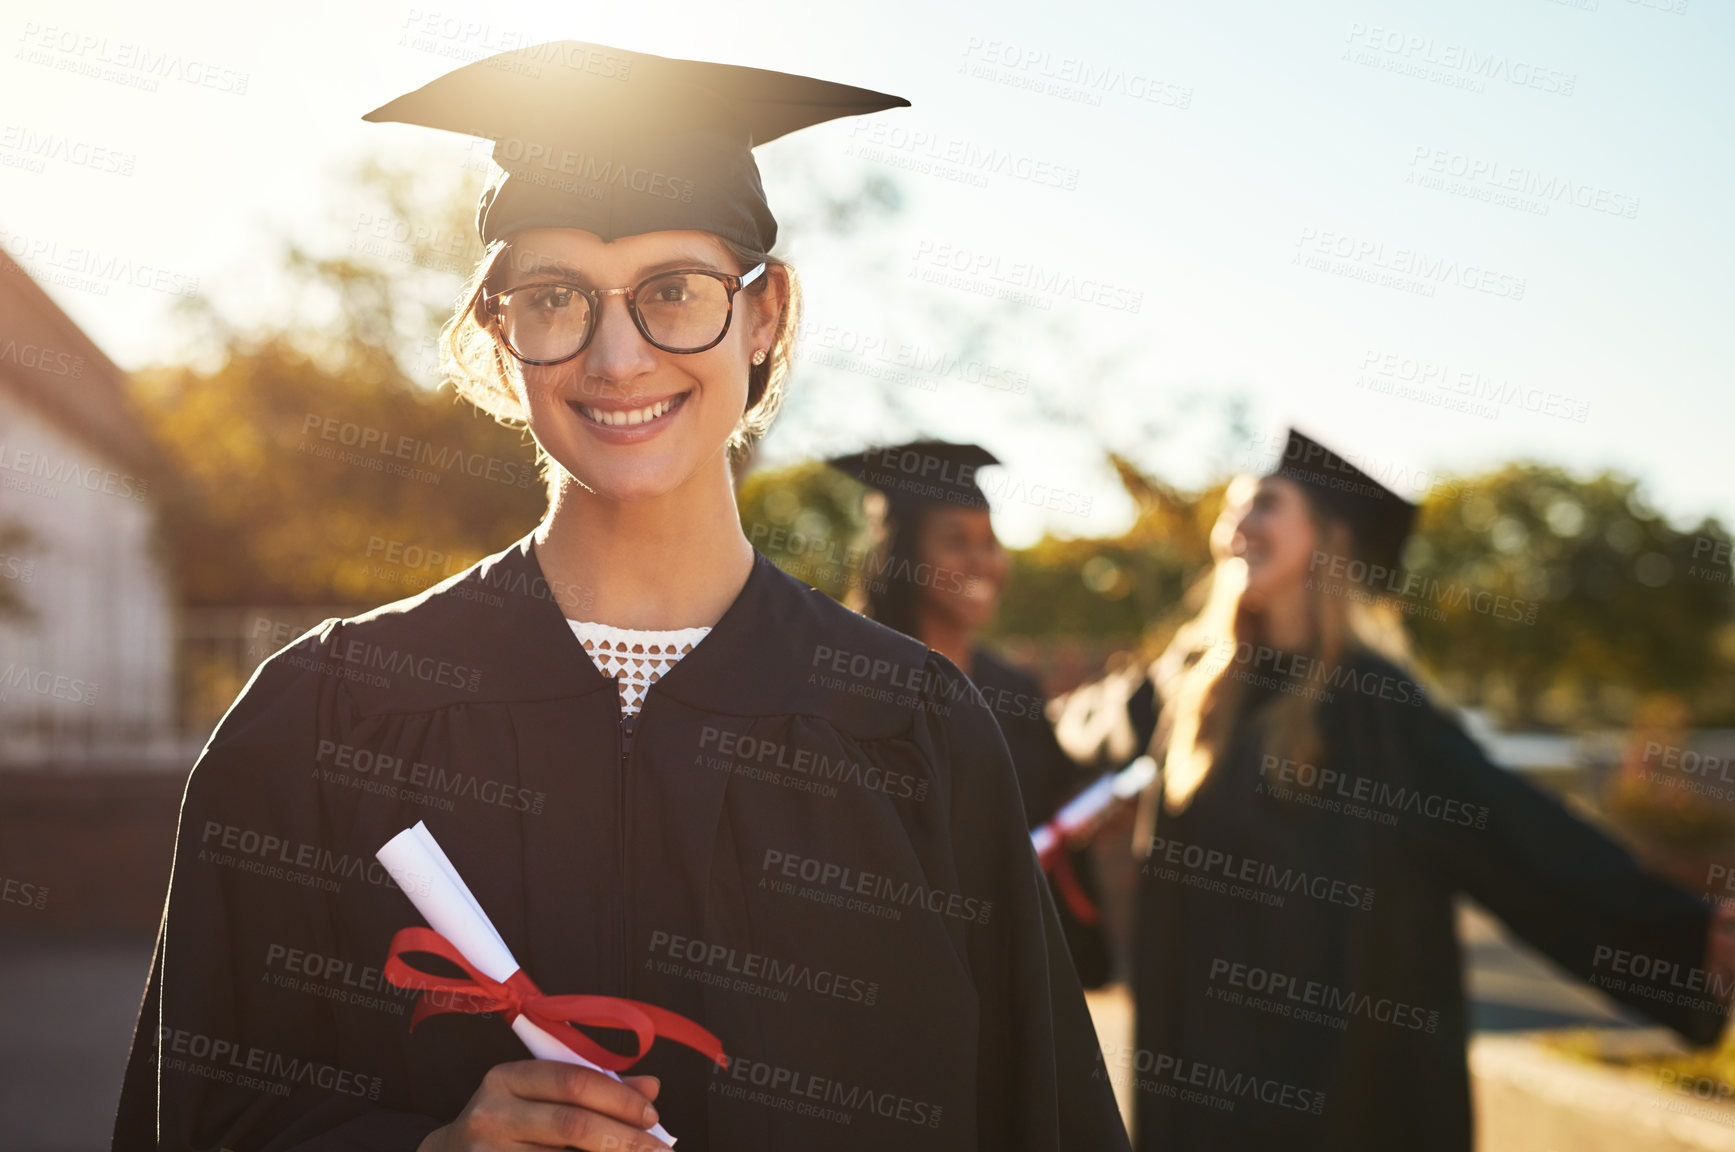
[{"left": 0, "top": 387, "right": 176, "bottom": 766}]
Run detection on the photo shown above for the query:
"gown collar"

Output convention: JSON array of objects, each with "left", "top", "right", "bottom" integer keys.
[
  {"left": 516, "top": 526, "right": 815, "bottom": 717},
  {"left": 339, "top": 524, "right": 905, "bottom": 724}
]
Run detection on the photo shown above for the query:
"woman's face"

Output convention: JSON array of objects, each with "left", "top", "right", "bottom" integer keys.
[
  {"left": 915, "top": 506, "right": 1007, "bottom": 632},
  {"left": 1233, "top": 476, "right": 1318, "bottom": 607},
  {"left": 502, "top": 227, "right": 785, "bottom": 503}
]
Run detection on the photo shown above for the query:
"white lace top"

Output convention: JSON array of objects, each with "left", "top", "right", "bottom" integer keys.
[{"left": 566, "top": 619, "right": 712, "bottom": 722}]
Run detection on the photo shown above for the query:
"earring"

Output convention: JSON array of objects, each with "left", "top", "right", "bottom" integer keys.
[{"left": 751, "top": 348, "right": 768, "bottom": 365}]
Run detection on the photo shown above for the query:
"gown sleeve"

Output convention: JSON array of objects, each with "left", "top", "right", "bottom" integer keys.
[
  {"left": 111, "top": 627, "right": 446, "bottom": 1152},
  {"left": 928, "top": 652, "right": 1131, "bottom": 1152},
  {"left": 1345, "top": 668, "right": 1727, "bottom": 1048}
]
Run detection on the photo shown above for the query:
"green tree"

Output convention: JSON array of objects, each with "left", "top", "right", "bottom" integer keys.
[
  {"left": 135, "top": 153, "right": 543, "bottom": 606},
  {"left": 995, "top": 454, "right": 1219, "bottom": 651},
  {"left": 736, "top": 460, "right": 872, "bottom": 601},
  {"left": 1405, "top": 466, "right": 1735, "bottom": 726},
  {"left": 135, "top": 334, "right": 545, "bottom": 606}
]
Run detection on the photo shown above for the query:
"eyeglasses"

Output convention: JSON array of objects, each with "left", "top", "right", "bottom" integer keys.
[{"left": 484, "top": 263, "right": 767, "bottom": 364}]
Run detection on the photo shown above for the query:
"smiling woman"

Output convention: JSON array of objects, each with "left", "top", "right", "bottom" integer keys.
[
  {"left": 113, "top": 39, "right": 1130, "bottom": 1152},
  {"left": 458, "top": 227, "right": 785, "bottom": 511},
  {"left": 442, "top": 226, "right": 802, "bottom": 508}
]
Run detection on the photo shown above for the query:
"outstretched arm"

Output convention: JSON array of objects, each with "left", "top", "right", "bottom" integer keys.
[{"left": 1386, "top": 694, "right": 1731, "bottom": 1047}]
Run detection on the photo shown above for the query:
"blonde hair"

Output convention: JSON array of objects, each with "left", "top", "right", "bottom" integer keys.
[
  {"left": 1138, "top": 484, "right": 1427, "bottom": 843},
  {"left": 438, "top": 233, "right": 801, "bottom": 504}
]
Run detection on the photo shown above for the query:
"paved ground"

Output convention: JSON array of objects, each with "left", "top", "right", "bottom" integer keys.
[
  {"left": 0, "top": 901, "right": 1662, "bottom": 1150},
  {"left": 1, "top": 930, "right": 153, "bottom": 1152}
]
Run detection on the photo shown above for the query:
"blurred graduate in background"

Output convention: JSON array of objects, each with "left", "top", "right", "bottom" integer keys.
[
  {"left": 1050, "top": 472, "right": 1261, "bottom": 784},
  {"left": 1113, "top": 428, "right": 1735, "bottom": 1151},
  {"left": 829, "top": 440, "right": 1115, "bottom": 988}
]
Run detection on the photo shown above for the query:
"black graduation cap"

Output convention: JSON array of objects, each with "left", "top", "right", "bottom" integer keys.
[
  {"left": 1267, "top": 428, "right": 1417, "bottom": 572},
  {"left": 826, "top": 440, "right": 1000, "bottom": 517},
  {"left": 363, "top": 41, "right": 909, "bottom": 251}
]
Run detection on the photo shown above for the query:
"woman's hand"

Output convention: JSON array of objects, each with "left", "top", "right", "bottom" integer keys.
[
  {"left": 417, "top": 1061, "right": 668, "bottom": 1151},
  {"left": 1060, "top": 792, "right": 1138, "bottom": 851}
]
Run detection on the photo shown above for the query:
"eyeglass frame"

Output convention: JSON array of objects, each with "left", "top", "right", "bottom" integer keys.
[{"left": 483, "top": 262, "right": 768, "bottom": 364}]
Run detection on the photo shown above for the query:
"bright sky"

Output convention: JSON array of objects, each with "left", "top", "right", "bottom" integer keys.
[{"left": 2, "top": 0, "right": 1729, "bottom": 547}]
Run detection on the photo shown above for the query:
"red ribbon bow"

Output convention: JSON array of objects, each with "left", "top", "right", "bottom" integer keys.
[
  {"left": 1048, "top": 846, "right": 1102, "bottom": 925},
  {"left": 383, "top": 926, "right": 728, "bottom": 1071},
  {"left": 1036, "top": 827, "right": 1102, "bottom": 926}
]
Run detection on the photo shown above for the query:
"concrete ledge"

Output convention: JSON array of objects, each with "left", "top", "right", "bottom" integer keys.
[{"left": 1473, "top": 1030, "right": 1735, "bottom": 1152}]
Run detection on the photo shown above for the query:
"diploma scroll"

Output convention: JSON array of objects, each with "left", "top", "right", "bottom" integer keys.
[
  {"left": 376, "top": 821, "right": 681, "bottom": 1145},
  {"left": 1031, "top": 754, "right": 1157, "bottom": 866}
]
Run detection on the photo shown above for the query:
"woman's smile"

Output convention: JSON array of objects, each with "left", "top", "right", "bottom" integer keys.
[
  {"left": 571, "top": 389, "right": 691, "bottom": 426},
  {"left": 566, "top": 388, "right": 693, "bottom": 442}
]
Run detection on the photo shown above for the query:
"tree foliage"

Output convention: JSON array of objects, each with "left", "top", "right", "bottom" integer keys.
[
  {"left": 134, "top": 155, "right": 543, "bottom": 607},
  {"left": 135, "top": 335, "right": 545, "bottom": 605},
  {"left": 1404, "top": 465, "right": 1735, "bottom": 726},
  {"left": 736, "top": 460, "right": 873, "bottom": 602},
  {"left": 994, "top": 454, "right": 1224, "bottom": 651}
]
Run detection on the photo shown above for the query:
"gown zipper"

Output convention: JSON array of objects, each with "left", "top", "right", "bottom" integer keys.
[
  {"left": 614, "top": 686, "right": 630, "bottom": 997},
  {"left": 614, "top": 657, "right": 673, "bottom": 1000},
  {"left": 617, "top": 669, "right": 669, "bottom": 1006},
  {"left": 618, "top": 673, "right": 661, "bottom": 1001}
]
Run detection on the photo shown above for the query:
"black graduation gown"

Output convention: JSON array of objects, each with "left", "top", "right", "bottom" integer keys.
[
  {"left": 111, "top": 529, "right": 1130, "bottom": 1152},
  {"left": 970, "top": 648, "right": 1114, "bottom": 989},
  {"left": 1131, "top": 652, "right": 1724, "bottom": 1152}
]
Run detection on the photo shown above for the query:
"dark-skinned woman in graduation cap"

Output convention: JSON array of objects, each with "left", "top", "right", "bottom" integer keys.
[
  {"left": 112, "top": 43, "right": 1127, "bottom": 1152},
  {"left": 1122, "top": 428, "right": 1735, "bottom": 1152},
  {"left": 826, "top": 440, "right": 1116, "bottom": 991}
]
